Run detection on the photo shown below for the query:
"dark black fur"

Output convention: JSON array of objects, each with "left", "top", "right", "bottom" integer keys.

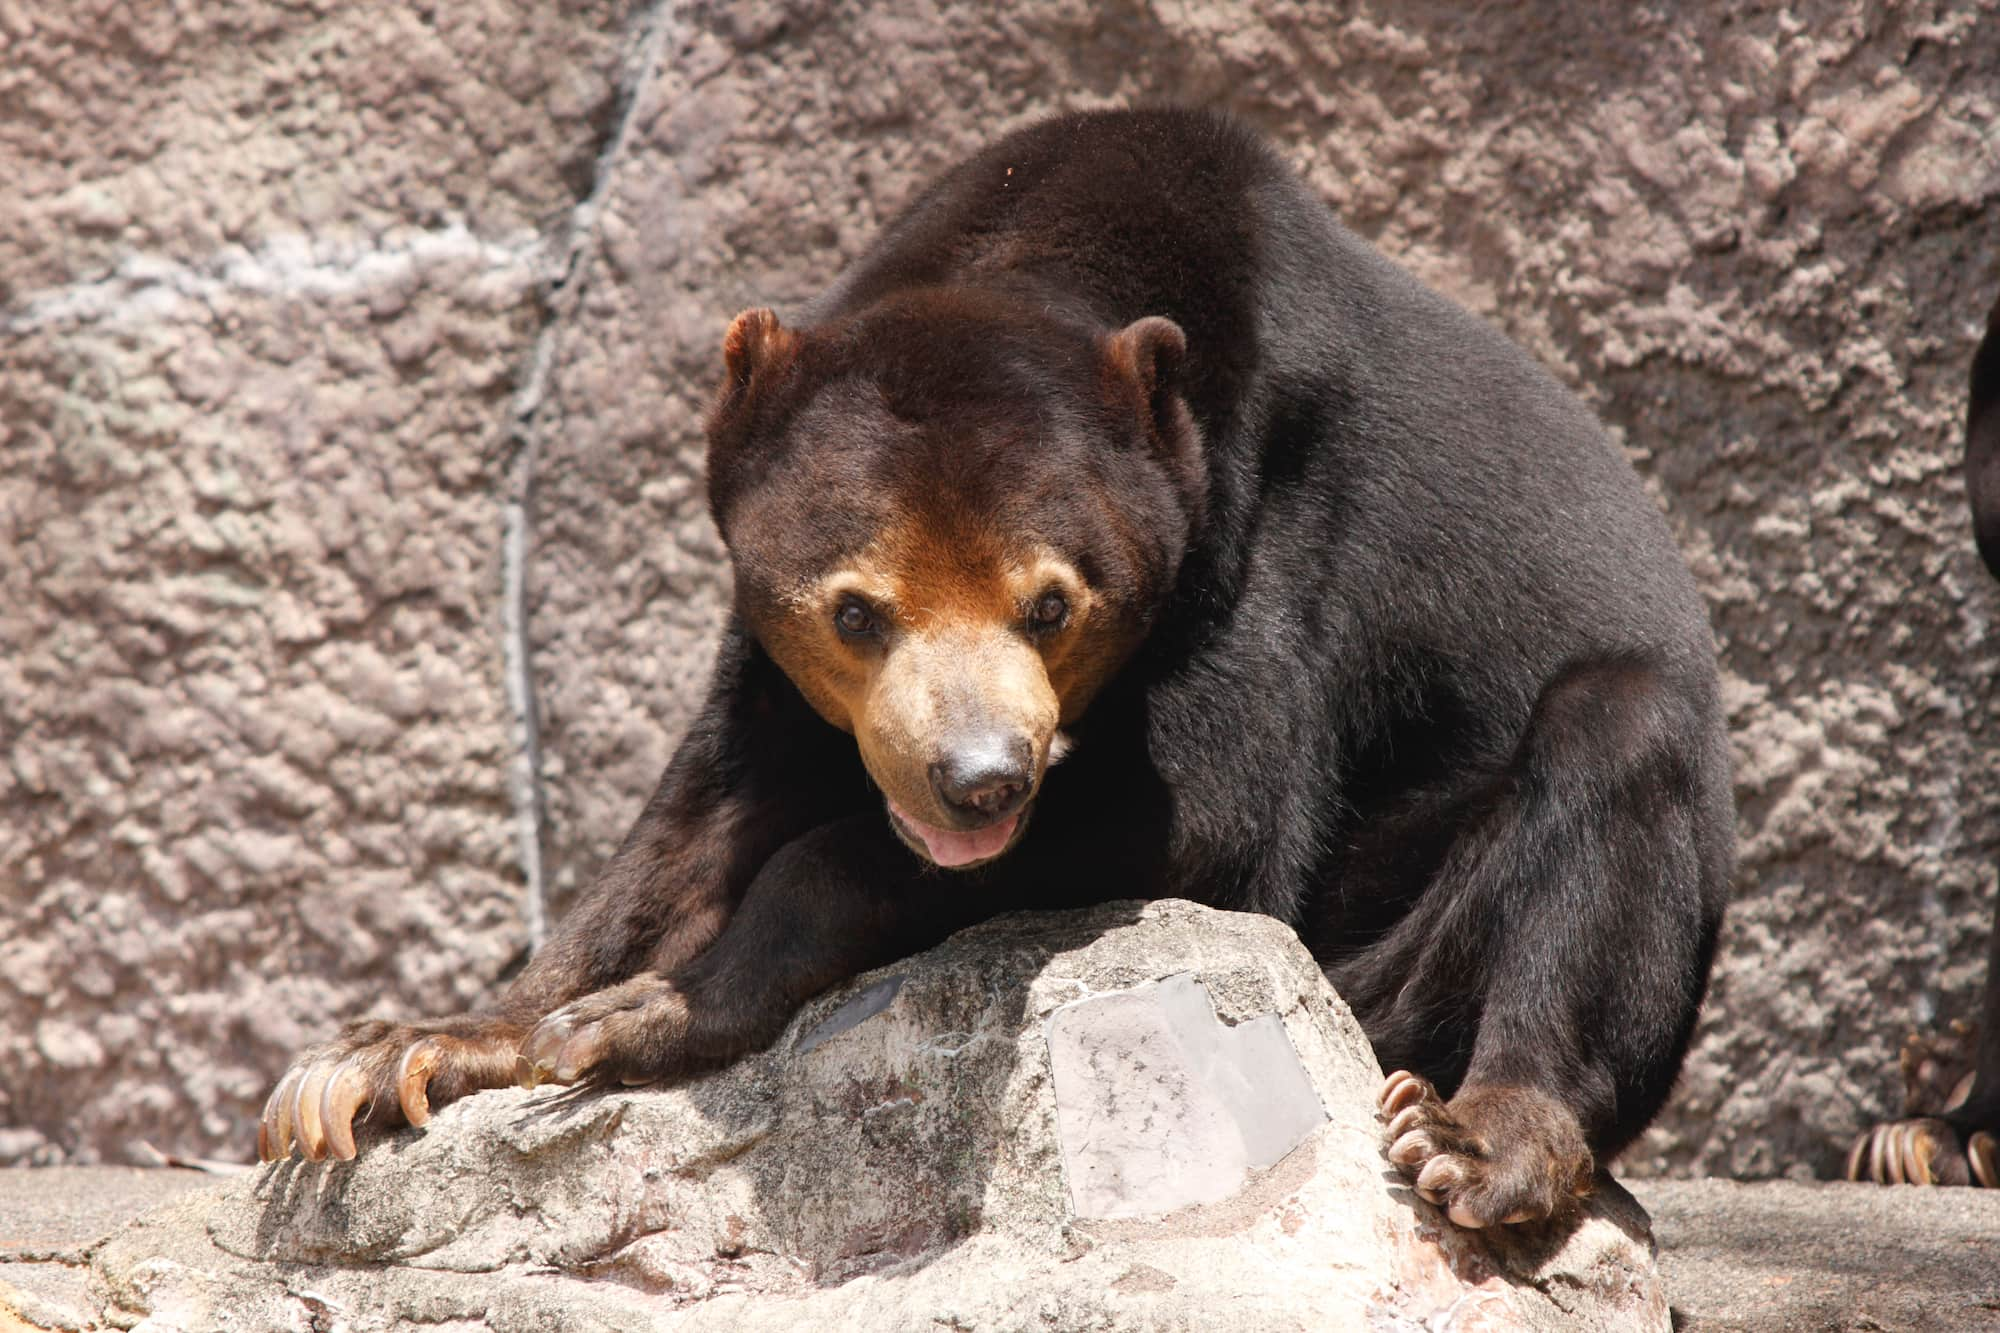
[
  {"left": 1953, "top": 289, "right": 2000, "bottom": 1139},
  {"left": 754, "top": 109, "right": 1732, "bottom": 1158},
  {"left": 1845, "top": 287, "right": 2000, "bottom": 1188},
  {"left": 263, "top": 111, "right": 1734, "bottom": 1212}
]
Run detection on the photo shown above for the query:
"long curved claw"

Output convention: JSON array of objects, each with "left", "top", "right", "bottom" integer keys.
[
  {"left": 1885, "top": 1125, "right": 1909, "bottom": 1183},
  {"left": 517, "top": 1011, "right": 576, "bottom": 1089},
  {"left": 295, "top": 1063, "right": 335, "bottom": 1162},
  {"left": 1899, "top": 1122, "right": 1937, "bottom": 1186},
  {"left": 397, "top": 1038, "right": 444, "bottom": 1126},
  {"left": 1378, "top": 1070, "right": 1430, "bottom": 1118},
  {"left": 1388, "top": 1129, "right": 1435, "bottom": 1169},
  {"left": 1387, "top": 1103, "right": 1429, "bottom": 1141},
  {"left": 1970, "top": 1131, "right": 1997, "bottom": 1188},
  {"left": 1415, "top": 1155, "right": 1464, "bottom": 1205},
  {"left": 261, "top": 1067, "right": 305, "bottom": 1163},
  {"left": 320, "top": 1059, "right": 373, "bottom": 1162},
  {"left": 1844, "top": 1128, "right": 1869, "bottom": 1182},
  {"left": 553, "top": 1025, "right": 609, "bottom": 1084},
  {"left": 1447, "top": 1199, "right": 1489, "bottom": 1229}
]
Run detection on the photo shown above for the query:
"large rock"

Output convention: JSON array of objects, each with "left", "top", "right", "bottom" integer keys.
[{"left": 91, "top": 902, "right": 1665, "bottom": 1331}]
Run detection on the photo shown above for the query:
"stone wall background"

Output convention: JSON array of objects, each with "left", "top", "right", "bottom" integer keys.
[{"left": 3, "top": 0, "right": 1996, "bottom": 1178}]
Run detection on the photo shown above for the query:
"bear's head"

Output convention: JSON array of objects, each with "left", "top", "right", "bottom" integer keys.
[{"left": 704, "top": 289, "right": 1204, "bottom": 869}]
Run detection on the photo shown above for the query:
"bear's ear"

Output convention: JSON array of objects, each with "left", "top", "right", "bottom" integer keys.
[
  {"left": 1102, "top": 316, "right": 1205, "bottom": 527},
  {"left": 720, "top": 307, "right": 798, "bottom": 394},
  {"left": 707, "top": 309, "right": 800, "bottom": 528},
  {"left": 1102, "top": 316, "right": 1187, "bottom": 416}
]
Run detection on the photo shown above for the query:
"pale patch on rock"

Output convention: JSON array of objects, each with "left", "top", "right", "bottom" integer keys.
[{"left": 1048, "top": 972, "right": 1325, "bottom": 1219}]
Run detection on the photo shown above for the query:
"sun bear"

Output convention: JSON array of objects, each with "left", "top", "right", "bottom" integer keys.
[
  {"left": 260, "top": 108, "right": 1734, "bottom": 1230},
  {"left": 1846, "top": 288, "right": 2000, "bottom": 1189}
]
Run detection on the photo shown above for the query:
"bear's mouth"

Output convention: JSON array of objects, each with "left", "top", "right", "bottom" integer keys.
[{"left": 885, "top": 798, "right": 1030, "bottom": 869}]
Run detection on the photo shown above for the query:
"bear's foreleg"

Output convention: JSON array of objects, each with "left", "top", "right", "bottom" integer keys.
[
  {"left": 515, "top": 814, "right": 977, "bottom": 1088},
  {"left": 1342, "top": 653, "right": 1725, "bottom": 1226},
  {"left": 258, "top": 624, "right": 860, "bottom": 1161},
  {"left": 1846, "top": 287, "right": 2000, "bottom": 1189}
]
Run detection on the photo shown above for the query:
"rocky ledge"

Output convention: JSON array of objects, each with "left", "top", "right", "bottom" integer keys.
[{"left": 85, "top": 901, "right": 1662, "bottom": 1331}]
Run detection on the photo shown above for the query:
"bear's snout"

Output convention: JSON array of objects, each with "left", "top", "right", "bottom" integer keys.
[{"left": 929, "top": 733, "right": 1035, "bottom": 826}]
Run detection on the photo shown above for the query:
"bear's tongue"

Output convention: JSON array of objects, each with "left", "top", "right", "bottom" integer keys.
[{"left": 889, "top": 801, "right": 1018, "bottom": 867}]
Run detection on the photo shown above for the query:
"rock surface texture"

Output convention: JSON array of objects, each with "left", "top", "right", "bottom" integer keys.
[
  {"left": 10, "top": 1169, "right": 1999, "bottom": 1331},
  {"left": 3, "top": 0, "right": 1999, "bottom": 1188},
  {"left": 83, "top": 903, "right": 1666, "bottom": 1331},
  {"left": 1636, "top": 1177, "right": 2000, "bottom": 1331}
]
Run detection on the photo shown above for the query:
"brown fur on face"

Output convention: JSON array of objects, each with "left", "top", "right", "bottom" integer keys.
[
  {"left": 707, "top": 300, "right": 1201, "bottom": 863},
  {"left": 750, "top": 510, "right": 1133, "bottom": 834}
]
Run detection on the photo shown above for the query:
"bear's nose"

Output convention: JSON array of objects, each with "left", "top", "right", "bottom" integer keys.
[{"left": 929, "top": 735, "right": 1034, "bottom": 824}]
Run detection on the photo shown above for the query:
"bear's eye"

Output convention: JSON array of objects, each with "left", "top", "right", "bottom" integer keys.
[
  {"left": 1029, "top": 590, "right": 1069, "bottom": 633},
  {"left": 834, "top": 598, "right": 881, "bottom": 639}
]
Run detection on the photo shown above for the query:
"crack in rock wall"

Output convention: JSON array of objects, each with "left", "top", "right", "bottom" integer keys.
[{"left": 3, "top": 0, "right": 1998, "bottom": 1183}]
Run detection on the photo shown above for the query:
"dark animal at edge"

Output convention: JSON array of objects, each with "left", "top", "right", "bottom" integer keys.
[{"left": 1846, "top": 289, "right": 2000, "bottom": 1189}]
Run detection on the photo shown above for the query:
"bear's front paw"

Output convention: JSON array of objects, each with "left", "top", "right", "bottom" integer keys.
[
  {"left": 516, "top": 974, "right": 691, "bottom": 1089},
  {"left": 1378, "top": 1070, "right": 1595, "bottom": 1228},
  {"left": 258, "top": 1019, "right": 523, "bottom": 1163},
  {"left": 1846, "top": 1116, "right": 1997, "bottom": 1187}
]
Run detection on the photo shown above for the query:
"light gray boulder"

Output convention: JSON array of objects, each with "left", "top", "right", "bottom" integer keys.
[{"left": 93, "top": 901, "right": 1666, "bottom": 1331}]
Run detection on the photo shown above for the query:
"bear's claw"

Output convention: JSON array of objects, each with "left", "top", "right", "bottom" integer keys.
[
  {"left": 319, "top": 1059, "right": 372, "bottom": 1161},
  {"left": 516, "top": 975, "right": 690, "bottom": 1090},
  {"left": 396, "top": 1038, "right": 445, "bottom": 1126},
  {"left": 516, "top": 1008, "right": 583, "bottom": 1087},
  {"left": 1846, "top": 1117, "right": 1998, "bottom": 1187},
  {"left": 1376, "top": 1069, "right": 1593, "bottom": 1229},
  {"left": 257, "top": 1022, "right": 522, "bottom": 1164}
]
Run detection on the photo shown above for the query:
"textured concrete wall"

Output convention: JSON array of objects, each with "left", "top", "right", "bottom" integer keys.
[
  {"left": 4, "top": 0, "right": 1997, "bottom": 1177},
  {"left": 0, "top": 0, "right": 638, "bottom": 1162}
]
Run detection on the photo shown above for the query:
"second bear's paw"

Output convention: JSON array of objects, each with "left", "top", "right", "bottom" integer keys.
[
  {"left": 1846, "top": 1116, "right": 1997, "bottom": 1187},
  {"left": 1378, "top": 1070, "right": 1595, "bottom": 1228},
  {"left": 516, "top": 974, "right": 692, "bottom": 1089}
]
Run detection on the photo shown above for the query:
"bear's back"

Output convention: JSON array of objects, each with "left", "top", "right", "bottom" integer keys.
[{"left": 809, "top": 109, "right": 1714, "bottom": 707}]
